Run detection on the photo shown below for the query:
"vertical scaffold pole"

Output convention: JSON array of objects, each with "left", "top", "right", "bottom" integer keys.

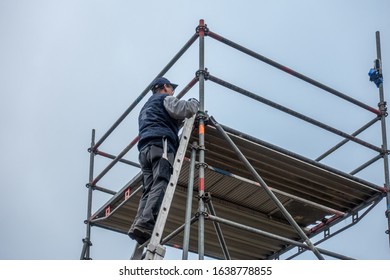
[
  {"left": 376, "top": 31, "right": 390, "bottom": 244},
  {"left": 80, "top": 129, "right": 95, "bottom": 260},
  {"left": 182, "top": 142, "right": 197, "bottom": 260},
  {"left": 197, "top": 19, "right": 206, "bottom": 260}
]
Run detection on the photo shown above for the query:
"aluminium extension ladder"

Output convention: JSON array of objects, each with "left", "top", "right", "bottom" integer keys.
[{"left": 131, "top": 115, "right": 196, "bottom": 260}]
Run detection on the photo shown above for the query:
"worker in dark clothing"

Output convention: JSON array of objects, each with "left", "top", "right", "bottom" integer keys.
[{"left": 128, "top": 77, "right": 199, "bottom": 244}]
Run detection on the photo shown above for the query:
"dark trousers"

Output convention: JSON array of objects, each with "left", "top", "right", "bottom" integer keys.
[{"left": 131, "top": 145, "right": 174, "bottom": 231}]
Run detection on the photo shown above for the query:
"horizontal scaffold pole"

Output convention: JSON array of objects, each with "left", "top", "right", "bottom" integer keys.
[
  {"left": 209, "top": 74, "right": 383, "bottom": 154},
  {"left": 207, "top": 31, "right": 380, "bottom": 115},
  {"left": 95, "top": 150, "right": 141, "bottom": 168},
  {"left": 350, "top": 154, "right": 383, "bottom": 175},
  {"left": 183, "top": 157, "right": 346, "bottom": 216},
  {"left": 201, "top": 161, "right": 345, "bottom": 216},
  {"left": 91, "top": 135, "right": 139, "bottom": 186},
  {"left": 92, "top": 33, "right": 199, "bottom": 152},
  {"left": 219, "top": 123, "right": 385, "bottom": 193},
  {"left": 316, "top": 116, "right": 380, "bottom": 161},
  {"left": 92, "top": 185, "right": 117, "bottom": 195},
  {"left": 206, "top": 214, "right": 354, "bottom": 260}
]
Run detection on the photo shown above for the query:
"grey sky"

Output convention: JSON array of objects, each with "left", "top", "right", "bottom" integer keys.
[{"left": 1, "top": 0, "right": 390, "bottom": 260}]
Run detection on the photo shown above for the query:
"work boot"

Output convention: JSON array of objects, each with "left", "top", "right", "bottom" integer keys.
[
  {"left": 128, "top": 225, "right": 152, "bottom": 244},
  {"left": 128, "top": 231, "right": 144, "bottom": 244}
]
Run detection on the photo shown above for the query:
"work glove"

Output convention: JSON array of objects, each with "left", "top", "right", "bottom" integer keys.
[{"left": 188, "top": 98, "right": 199, "bottom": 105}]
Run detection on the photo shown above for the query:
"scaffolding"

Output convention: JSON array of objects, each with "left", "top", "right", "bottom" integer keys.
[{"left": 80, "top": 20, "right": 389, "bottom": 260}]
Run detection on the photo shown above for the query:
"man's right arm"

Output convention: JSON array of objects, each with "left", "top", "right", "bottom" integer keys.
[{"left": 164, "top": 96, "right": 199, "bottom": 120}]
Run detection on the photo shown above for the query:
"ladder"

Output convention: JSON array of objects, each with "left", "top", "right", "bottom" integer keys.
[{"left": 131, "top": 115, "right": 196, "bottom": 260}]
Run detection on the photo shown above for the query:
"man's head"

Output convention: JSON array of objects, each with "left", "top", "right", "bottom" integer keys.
[{"left": 150, "top": 77, "right": 178, "bottom": 95}]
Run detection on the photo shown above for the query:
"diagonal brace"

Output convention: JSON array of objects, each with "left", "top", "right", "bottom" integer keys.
[
  {"left": 205, "top": 193, "right": 231, "bottom": 260},
  {"left": 210, "top": 116, "right": 325, "bottom": 260}
]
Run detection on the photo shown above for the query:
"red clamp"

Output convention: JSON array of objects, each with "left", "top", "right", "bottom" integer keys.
[
  {"left": 105, "top": 206, "right": 111, "bottom": 217},
  {"left": 125, "top": 188, "right": 131, "bottom": 200},
  {"left": 196, "top": 19, "right": 209, "bottom": 37}
]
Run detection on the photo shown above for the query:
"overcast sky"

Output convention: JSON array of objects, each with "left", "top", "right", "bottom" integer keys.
[{"left": 1, "top": 0, "right": 390, "bottom": 260}]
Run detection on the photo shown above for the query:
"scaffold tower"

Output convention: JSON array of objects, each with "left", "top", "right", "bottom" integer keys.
[{"left": 80, "top": 20, "right": 389, "bottom": 260}]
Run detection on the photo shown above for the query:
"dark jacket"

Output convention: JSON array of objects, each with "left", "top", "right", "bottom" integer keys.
[{"left": 138, "top": 93, "right": 180, "bottom": 152}]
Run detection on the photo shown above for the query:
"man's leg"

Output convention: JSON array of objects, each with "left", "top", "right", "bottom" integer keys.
[
  {"left": 128, "top": 146, "right": 153, "bottom": 243},
  {"left": 135, "top": 145, "right": 174, "bottom": 231}
]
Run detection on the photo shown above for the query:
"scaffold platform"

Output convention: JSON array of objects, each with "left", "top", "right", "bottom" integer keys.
[{"left": 89, "top": 122, "right": 384, "bottom": 259}]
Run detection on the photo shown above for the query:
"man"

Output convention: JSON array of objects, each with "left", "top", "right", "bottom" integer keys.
[{"left": 128, "top": 77, "right": 199, "bottom": 244}]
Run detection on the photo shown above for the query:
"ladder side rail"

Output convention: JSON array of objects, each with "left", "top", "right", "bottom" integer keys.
[{"left": 144, "top": 115, "right": 196, "bottom": 260}]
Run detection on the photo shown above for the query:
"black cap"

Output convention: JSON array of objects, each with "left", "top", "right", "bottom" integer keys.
[{"left": 149, "top": 77, "right": 178, "bottom": 92}]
